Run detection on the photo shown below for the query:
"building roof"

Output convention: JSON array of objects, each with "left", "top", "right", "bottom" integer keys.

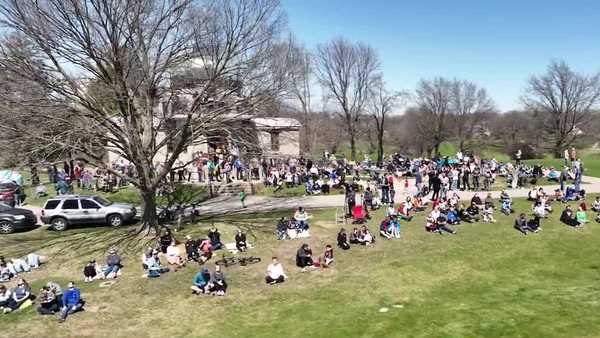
[{"left": 252, "top": 117, "right": 301, "bottom": 130}]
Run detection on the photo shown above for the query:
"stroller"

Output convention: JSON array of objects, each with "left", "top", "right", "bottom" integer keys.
[{"left": 352, "top": 205, "right": 370, "bottom": 224}]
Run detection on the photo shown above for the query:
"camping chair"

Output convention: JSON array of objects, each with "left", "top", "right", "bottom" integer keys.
[{"left": 352, "top": 205, "right": 367, "bottom": 224}]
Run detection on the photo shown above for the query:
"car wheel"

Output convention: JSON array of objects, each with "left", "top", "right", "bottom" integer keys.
[
  {"left": 107, "top": 214, "right": 123, "bottom": 227},
  {"left": 0, "top": 220, "right": 14, "bottom": 234},
  {"left": 51, "top": 217, "right": 68, "bottom": 231}
]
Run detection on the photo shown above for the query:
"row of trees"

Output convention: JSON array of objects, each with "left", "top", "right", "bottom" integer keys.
[{"left": 286, "top": 42, "right": 600, "bottom": 160}]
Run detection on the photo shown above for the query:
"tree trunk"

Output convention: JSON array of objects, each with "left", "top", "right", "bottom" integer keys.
[
  {"left": 349, "top": 130, "right": 357, "bottom": 161},
  {"left": 377, "top": 128, "right": 384, "bottom": 165},
  {"left": 139, "top": 188, "right": 159, "bottom": 236}
]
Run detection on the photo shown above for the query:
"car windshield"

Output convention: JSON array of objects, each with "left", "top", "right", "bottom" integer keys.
[{"left": 93, "top": 196, "right": 113, "bottom": 207}]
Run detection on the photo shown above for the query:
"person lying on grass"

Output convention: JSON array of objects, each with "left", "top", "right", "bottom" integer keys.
[
  {"left": 191, "top": 267, "right": 212, "bottom": 294},
  {"left": 337, "top": 228, "right": 350, "bottom": 250},
  {"left": 266, "top": 257, "right": 287, "bottom": 284},
  {"left": 3, "top": 278, "right": 31, "bottom": 314},
  {"left": 59, "top": 281, "right": 84, "bottom": 323},
  {"left": 560, "top": 205, "right": 582, "bottom": 228}
]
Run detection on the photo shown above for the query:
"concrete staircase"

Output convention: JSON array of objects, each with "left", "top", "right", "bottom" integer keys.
[{"left": 216, "top": 181, "right": 254, "bottom": 196}]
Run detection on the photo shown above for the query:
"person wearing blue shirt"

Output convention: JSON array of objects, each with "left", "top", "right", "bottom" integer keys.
[
  {"left": 59, "top": 281, "right": 83, "bottom": 322},
  {"left": 191, "top": 268, "right": 211, "bottom": 294}
]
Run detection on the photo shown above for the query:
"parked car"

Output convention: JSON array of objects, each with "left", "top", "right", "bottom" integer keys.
[
  {"left": 0, "top": 203, "right": 37, "bottom": 234},
  {"left": 0, "top": 182, "right": 19, "bottom": 207},
  {"left": 40, "top": 195, "right": 137, "bottom": 231}
]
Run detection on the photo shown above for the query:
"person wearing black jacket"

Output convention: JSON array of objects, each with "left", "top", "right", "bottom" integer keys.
[
  {"left": 430, "top": 175, "right": 442, "bottom": 201},
  {"left": 337, "top": 228, "right": 350, "bottom": 250},
  {"left": 208, "top": 228, "right": 223, "bottom": 250},
  {"left": 514, "top": 213, "right": 530, "bottom": 235},
  {"left": 296, "top": 244, "right": 314, "bottom": 271},
  {"left": 462, "top": 167, "right": 471, "bottom": 191},
  {"left": 560, "top": 205, "right": 581, "bottom": 228},
  {"left": 235, "top": 230, "right": 247, "bottom": 252},
  {"left": 185, "top": 236, "right": 199, "bottom": 261}
]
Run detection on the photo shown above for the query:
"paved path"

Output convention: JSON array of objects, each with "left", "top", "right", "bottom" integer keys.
[
  {"left": 193, "top": 176, "right": 600, "bottom": 217},
  {"left": 23, "top": 176, "right": 600, "bottom": 220}
]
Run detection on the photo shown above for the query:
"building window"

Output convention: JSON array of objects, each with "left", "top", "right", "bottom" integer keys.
[{"left": 270, "top": 131, "right": 280, "bottom": 151}]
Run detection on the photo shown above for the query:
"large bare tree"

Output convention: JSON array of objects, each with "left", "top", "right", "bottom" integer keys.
[
  {"left": 315, "top": 37, "right": 379, "bottom": 160},
  {"left": 0, "top": 0, "right": 290, "bottom": 234},
  {"left": 414, "top": 77, "right": 453, "bottom": 157},
  {"left": 450, "top": 79, "right": 495, "bottom": 152},
  {"left": 523, "top": 60, "right": 600, "bottom": 157},
  {"left": 367, "top": 77, "right": 405, "bottom": 164}
]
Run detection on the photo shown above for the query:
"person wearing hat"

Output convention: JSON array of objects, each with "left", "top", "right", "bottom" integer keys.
[{"left": 191, "top": 267, "right": 211, "bottom": 294}]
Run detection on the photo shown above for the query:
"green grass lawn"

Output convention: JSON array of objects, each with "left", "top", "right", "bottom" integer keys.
[
  {"left": 2, "top": 195, "right": 600, "bottom": 338},
  {"left": 524, "top": 150, "right": 600, "bottom": 178}
]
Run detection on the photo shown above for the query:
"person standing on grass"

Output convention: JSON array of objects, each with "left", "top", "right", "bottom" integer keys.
[
  {"left": 266, "top": 257, "right": 287, "bottom": 284},
  {"left": 239, "top": 190, "right": 247, "bottom": 208},
  {"left": 59, "top": 281, "right": 83, "bottom": 323}
]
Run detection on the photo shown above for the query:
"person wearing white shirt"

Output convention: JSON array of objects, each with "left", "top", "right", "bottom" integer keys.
[
  {"left": 166, "top": 241, "right": 184, "bottom": 267},
  {"left": 265, "top": 257, "right": 287, "bottom": 284}
]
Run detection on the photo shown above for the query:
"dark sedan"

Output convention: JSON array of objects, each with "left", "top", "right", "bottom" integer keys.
[{"left": 0, "top": 203, "right": 37, "bottom": 234}]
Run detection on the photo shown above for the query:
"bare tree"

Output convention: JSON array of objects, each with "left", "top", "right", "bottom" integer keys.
[
  {"left": 414, "top": 77, "right": 453, "bottom": 157},
  {"left": 450, "top": 79, "right": 495, "bottom": 152},
  {"left": 523, "top": 60, "right": 600, "bottom": 157},
  {"left": 315, "top": 37, "right": 379, "bottom": 160},
  {"left": 0, "top": 0, "right": 290, "bottom": 234},
  {"left": 286, "top": 39, "right": 316, "bottom": 154},
  {"left": 367, "top": 77, "right": 406, "bottom": 164}
]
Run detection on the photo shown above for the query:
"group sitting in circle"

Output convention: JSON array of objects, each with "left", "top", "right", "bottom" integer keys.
[{"left": 276, "top": 207, "right": 311, "bottom": 240}]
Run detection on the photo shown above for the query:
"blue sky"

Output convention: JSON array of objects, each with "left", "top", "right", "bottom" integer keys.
[{"left": 282, "top": 0, "right": 600, "bottom": 111}]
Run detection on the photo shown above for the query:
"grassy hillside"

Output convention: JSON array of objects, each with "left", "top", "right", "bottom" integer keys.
[{"left": 2, "top": 196, "right": 600, "bottom": 338}]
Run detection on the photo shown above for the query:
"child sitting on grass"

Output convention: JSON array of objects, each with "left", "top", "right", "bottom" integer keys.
[{"left": 483, "top": 202, "right": 496, "bottom": 223}]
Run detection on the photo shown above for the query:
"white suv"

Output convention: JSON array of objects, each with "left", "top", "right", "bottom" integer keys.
[{"left": 41, "top": 195, "right": 137, "bottom": 231}]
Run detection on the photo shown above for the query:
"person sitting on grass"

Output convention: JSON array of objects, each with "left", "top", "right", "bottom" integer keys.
[
  {"left": 592, "top": 196, "right": 600, "bottom": 212},
  {"left": 576, "top": 206, "right": 589, "bottom": 224},
  {"left": 198, "top": 239, "right": 213, "bottom": 264},
  {"left": 83, "top": 260, "right": 99, "bottom": 282},
  {"left": 37, "top": 286, "right": 59, "bottom": 315},
  {"left": 166, "top": 241, "right": 185, "bottom": 269},
  {"left": 159, "top": 229, "right": 175, "bottom": 253},
  {"left": 358, "top": 226, "right": 375, "bottom": 245},
  {"left": 514, "top": 213, "right": 530, "bottom": 235},
  {"left": 483, "top": 202, "right": 496, "bottom": 223},
  {"left": 471, "top": 193, "right": 484, "bottom": 210},
  {"left": 397, "top": 198, "right": 413, "bottom": 221},
  {"left": 0, "top": 285, "right": 11, "bottom": 310},
  {"left": 379, "top": 217, "right": 392, "bottom": 240},
  {"left": 321, "top": 245, "right": 334, "bottom": 268},
  {"left": 185, "top": 236, "right": 200, "bottom": 262},
  {"left": 145, "top": 250, "right": 170, "bottom": 278},
  {"left": 446, "top": 207, "right": 460, "bottom": 225},
  {"left": 294, "top": 207, "right": 310, "bottom": 232},
  {"left": 337, "top": 228, "right": 351, "bottom": 250},
  {"left": 388, "top": 216, "right": 401, "bottom": 238},
  {"left": 266, "top": 257, "right": 287, "bottom": 284},
  {"left": 435, "top": 215, "right": 457, "bottom": 235},
  {"left": 458, "top": 204, "right": 477, "bottom": 223},
  {"left": 560, "top": 205, "right": 582, "bottom": 228},
  {"left": 3, "top": 278, "right": 31, "bottom": 313},
  {"left": 191, "top": 267, "right": 212, "bottom": 294},
  {"left": 466, "top": 202, "right": 481, "bottom": 220},
  {"left": 103, "top": 248, "right": 122, "bottom": 279},
  {"left": 59, "top": 281, "right": 84, "bottom": 323},
  {"left": 296, "top": 243, "right": 315, "bottom": 272},
  {"left": 276, "top": 217, "right": 288, "bottom": 240},
  {"left": 501, "top": 197, "right": 513, "bottom": 216},
  {"left": 209, "top": 265, "right": 227, "bottom": 296},
  {"left": 349, "top": 228, "right": 361, "bottom": 244},
  {"left": 208, "top": 228, "right": 223, "bottom": 251},
  {"left": 528, "top": 216, "right": 542, "bottom": 232},
  {"left": 235, "top": 230, "right": 248, "bottom": 252}
]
